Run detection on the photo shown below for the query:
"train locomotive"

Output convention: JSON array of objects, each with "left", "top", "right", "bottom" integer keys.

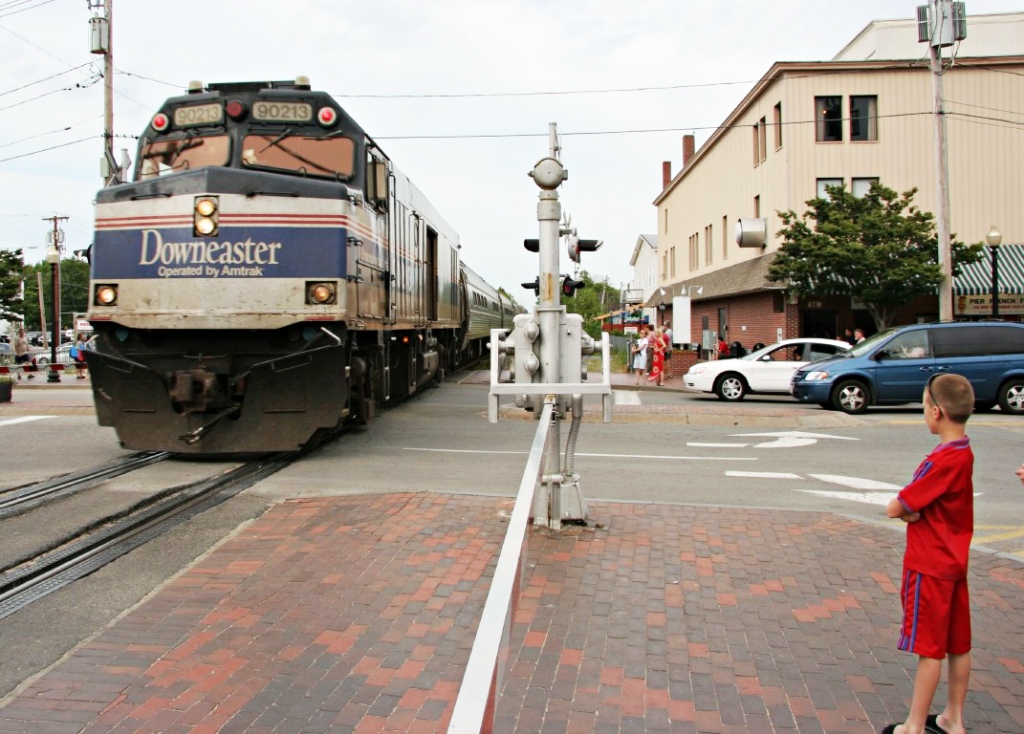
[{"left": 85, "top": 77, "right": 516, "bottom": 453}]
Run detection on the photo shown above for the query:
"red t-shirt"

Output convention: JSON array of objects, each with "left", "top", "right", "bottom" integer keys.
[{"left": 896, "top": 437, "right": 974, "bottom": 580}]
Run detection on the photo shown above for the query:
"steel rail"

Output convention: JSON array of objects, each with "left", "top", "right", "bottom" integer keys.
[
  {"left": 0, "top": 451, "right": 300, "bottom": 620},
  {"left": 0, "top": 451, "right": 171, "bottom": 519}
]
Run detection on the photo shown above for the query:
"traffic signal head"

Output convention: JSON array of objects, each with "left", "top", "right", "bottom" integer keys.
[
  {"left": 522, "top": 277, "right": 539, "bottom": 295},
  {"left": 567, "top": 234, "right": 601, "bottom": 263},
  {"left": 561, "top": 275, "right": 586, "bottom": 298}
]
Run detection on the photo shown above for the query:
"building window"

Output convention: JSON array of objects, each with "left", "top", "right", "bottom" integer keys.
[
  {"left": 773, "top": 102, "right": 782, "bottom": 149},
  {"left": 758, "top": 117, "right": 767, "bottom": 162},
  {"left": 815, "top": 96, "right": 842, "bottom": 142},
  {"left": 753, "top": 195, "right": 761, "bottom": 218},
  {"left": 850, "top": 95, "right": 877, "bottom": 141},
  {"left": 662, "top": 252, "right": 668, "bottom": 280},
  {"left": 670, "top": 246, "right": 676, "bottom": 279},
  {"left": 689, "top": 233, "right": 699, "bottom": 271},
  {"left": 704, "top": 224, "right": 713, "bottom": 265},
  {"left": 816, "top": 178, "right": 843, "bottom": 200},
  {"left": 752, "top": 123, "right": 759, "bottom": 166},
  {"left": 722, "top": 215, "right": 728, "bottom": 260},
  {"left": 852, "top": 177, "right": 878, "bottom": 198},
  {"left": 664, "top": 208, "right": 669, "bottom": 233}
]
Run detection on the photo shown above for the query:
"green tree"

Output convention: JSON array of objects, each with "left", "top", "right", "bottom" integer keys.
[
  {"left": 561, "top": 271, "right": 620, "bottom": 339},
  {"left": 19, "top": 257, "right": 91, "bottom": 331},
  {"left": 0, "top": 249, "right": 25, "bottom": 322},
  {"left": 768, "top": 182, "right": 983, "bottom": 330}
]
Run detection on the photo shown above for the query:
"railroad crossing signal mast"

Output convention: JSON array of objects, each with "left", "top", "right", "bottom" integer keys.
[{"left": 488, "top": 123, "right": 613, "bottom": 530}]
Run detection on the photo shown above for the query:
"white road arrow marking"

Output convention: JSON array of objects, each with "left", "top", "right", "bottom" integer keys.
[{"left": 728, "top": 430, "right": 859, "bottom": 449}]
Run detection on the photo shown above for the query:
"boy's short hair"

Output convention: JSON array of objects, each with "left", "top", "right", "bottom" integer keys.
[{"left": 927, "top": 373, "right": 975, "bottom": 424}]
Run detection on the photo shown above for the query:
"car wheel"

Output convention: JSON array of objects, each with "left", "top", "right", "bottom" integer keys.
[
  {"left": 832, "top": 379, "right": 869, "bottom": 414},
  {"left": 997, "top": 379, "right": 1024, "bottom": 415},
  {"left": 714, "top": 373, "right": 747, "bottom": 401}
]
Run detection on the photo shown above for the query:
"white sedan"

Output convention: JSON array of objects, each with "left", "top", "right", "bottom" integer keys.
[{"left": 685, "top": 338, "right": 851, "bottom": 401}]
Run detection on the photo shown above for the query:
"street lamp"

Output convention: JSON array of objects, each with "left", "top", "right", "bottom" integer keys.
[
  {"left": 45, "top": 243, "right": 61, "bottom": 382},
  {"left": 987, "top": 225, "right": 1002, "bottom": 318}
]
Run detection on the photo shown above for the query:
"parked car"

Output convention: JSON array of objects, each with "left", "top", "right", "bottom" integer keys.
[
  {"left": 685, "top": 337, "right": 851, "bottom": 401},
  {"left": 790, "top": 321, "right": 1024, "bottom": 414}
]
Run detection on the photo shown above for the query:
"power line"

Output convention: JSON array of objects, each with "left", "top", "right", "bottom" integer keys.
[
  {"left": 0, "top": 76, "right": 99, "bottom": 114},
  {"left": 0, "top": 136, "right": 95, "bottom": 164},
  {"left": 0, "top": 22, "right": 78, "bottom": 69},
  {"left": 0, "top": 0, "right": 53, "bottom": 19},
  {"left": 0, "top": 63, "right": 92, "bottom": 99},
  {"left": 343, "top": 78, "right": 759, "bottom": 99},
  {"left": 374, "top": 111, "right": 935, "bottom": 141}
]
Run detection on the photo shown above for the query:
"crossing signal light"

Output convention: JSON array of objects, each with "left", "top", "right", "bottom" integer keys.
[
  {"left": 522, "top": 277, "right": 539, "bottom": 295},
  {"left": 561, "top": 275, "right": 586, "bottom": 298},
  {"left": 567, "top": 235, "right": 602, "bottom": 263},
  {"left": 523, "top": 238, "right": 540, "bottom": 252}
]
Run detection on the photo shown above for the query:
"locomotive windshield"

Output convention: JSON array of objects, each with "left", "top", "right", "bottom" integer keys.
[
  {"left": 241, "top": 132, "right": 355, "bottom": 179},
  {"left": 139, "top": 135, "right": 230, "bottom": 179}
]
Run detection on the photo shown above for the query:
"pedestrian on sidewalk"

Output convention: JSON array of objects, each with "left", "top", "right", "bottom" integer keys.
[
  {"left": 70, "top": 333, "right": 92, "bottom": 379},
  {"left": 631, "top": 329, "right": 649, "bottom": 385},
  {"left": 13, "top": 327, "right": 33, "bottom": 379},
  {"left": 883, "top": 373, "right": 976, "bottom": 734},
  {"left": 648, "top": 326, "right": 667, "bottom": 386}
]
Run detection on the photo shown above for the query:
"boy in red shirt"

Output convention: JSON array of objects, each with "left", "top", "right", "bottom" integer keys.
[{"left": 883, "top": 373, "right": 975, "bottom": 734}]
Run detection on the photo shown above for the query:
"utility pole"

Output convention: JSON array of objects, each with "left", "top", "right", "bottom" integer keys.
[
  {"left": 920, "top": 0, "right": 966, "bottom": 321},
  {"left": 89, "top": 0, "right": 115, "bottom": 184}
]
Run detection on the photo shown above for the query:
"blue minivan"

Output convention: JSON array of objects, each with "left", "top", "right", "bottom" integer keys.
[{"left": 790, "top": 321, "right": 1024, "bottom": 414}]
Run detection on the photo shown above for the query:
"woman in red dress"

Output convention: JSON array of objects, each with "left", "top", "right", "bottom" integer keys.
[{"left": 647, "top": 326, "right": 666, "bottom": 386}]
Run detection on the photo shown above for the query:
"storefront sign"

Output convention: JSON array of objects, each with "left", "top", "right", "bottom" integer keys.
[{"left": 956, "top": 294, "right": 1024, "bottom": 316}]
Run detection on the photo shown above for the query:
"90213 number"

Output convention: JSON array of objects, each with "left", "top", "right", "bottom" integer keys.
[{"left": 252, "top": 101, "right": 312, "bottom": 122}]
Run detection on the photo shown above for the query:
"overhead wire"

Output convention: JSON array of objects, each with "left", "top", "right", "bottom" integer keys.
[
  {"left": 0, "top": 63, "right": 92, "bottom": 98},
  {"left": 0, "top": 0, "right": 53, "bottom": 19},
  {"left": 0, "top": 136, "right": 95, "bottom": 164}
]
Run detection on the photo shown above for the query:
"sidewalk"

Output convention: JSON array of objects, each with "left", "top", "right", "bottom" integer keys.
[{"left": 0, "top": 493, "right": 1021, "bottom": 733}]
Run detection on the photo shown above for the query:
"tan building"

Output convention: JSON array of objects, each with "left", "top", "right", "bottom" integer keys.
[{"left": 650, "top": 12, "right": 1024, "bottom": 369}]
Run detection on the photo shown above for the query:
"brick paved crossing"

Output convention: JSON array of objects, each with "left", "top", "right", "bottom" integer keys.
[{"left": 0, "top": 493, "right": 1022, "bottom": 733}]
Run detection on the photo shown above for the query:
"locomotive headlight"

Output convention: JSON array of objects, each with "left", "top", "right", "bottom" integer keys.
[
  {"left": 95, "top": 284, "right": 118, "bottom": 306},
  {"left": 306, "top": 281, "right": 336, "bottom": 305},
  {"left": 194, "top": 196, "right": 219, "bottom": 236}
]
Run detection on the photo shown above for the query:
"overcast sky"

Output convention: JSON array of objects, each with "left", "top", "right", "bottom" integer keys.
[{"left": 1, "top": 0, "right": 1021, "bottom": 297}]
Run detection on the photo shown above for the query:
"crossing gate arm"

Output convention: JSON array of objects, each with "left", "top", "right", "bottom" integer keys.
[{"left": 447, "top": 399, "right": 554, "bottom": 733}]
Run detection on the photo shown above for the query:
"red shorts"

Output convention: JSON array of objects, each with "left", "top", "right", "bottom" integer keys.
[{"left": 898, "top": 565, "right": 971, "bottom": 659}]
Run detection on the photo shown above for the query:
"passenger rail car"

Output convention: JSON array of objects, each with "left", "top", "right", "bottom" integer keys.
[{"left": 86, "top": 77, "right": 517, "bottom": 453}]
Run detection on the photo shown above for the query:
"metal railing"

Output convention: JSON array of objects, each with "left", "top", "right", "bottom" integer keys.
[{"left": 447, "top": 398, "right": 554, "bottom": 733}]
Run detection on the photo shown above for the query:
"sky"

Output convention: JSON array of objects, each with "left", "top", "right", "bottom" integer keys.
[{"left": 1, "top": 0, "right": 1022, "bottom": 299}]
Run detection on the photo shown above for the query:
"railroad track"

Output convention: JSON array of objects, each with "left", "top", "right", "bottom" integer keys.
[
  {"left": 0, "top": 450, "right": 304, "bottom": 620},
  {"left": 0, "top": 451, "right": 172, "bottom": 519}
]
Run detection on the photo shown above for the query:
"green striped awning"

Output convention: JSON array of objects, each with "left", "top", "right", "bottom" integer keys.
[{"left": 953, "top": 244, "right": 1024, "bottom": 296}]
